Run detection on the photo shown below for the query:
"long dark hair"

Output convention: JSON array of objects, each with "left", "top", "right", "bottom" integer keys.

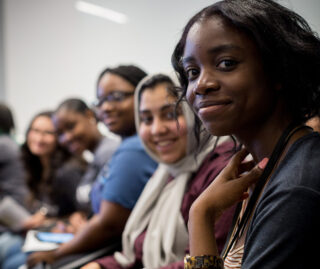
[
  {"left": 21, "top": 111, "right": 72, "bottom": 206},
  {"left": 172, "top": 0, "right": 320, "bottom": 138}
]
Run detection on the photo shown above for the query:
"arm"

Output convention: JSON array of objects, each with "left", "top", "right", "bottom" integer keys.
[{"left": 27, "top": 200, "right": 130, "bottom": 267}]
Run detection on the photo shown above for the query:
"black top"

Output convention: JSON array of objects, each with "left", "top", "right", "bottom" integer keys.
[{"left": 243, "top": 132, "right": 320, "bottom": 268}]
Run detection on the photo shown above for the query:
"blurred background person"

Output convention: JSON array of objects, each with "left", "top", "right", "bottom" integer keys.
[
  {"left": 0, "top": 103, "right": 28, "bottom": 266},
  {"left": 21, "top": 110, "right": 87, "bottom": 229},
  {"left": 26, "top": 65, "right": 157, "bottom": 268},
  {"left": 0, "top": 102, "right": 27, "bottom": 209},
  {"left": 52, "top": 98, "right": 120, "bottom": 225}
]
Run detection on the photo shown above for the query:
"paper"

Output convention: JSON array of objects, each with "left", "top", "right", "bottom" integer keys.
[{"left": 22, "top": 230, "right": 59, "bottom": 252}]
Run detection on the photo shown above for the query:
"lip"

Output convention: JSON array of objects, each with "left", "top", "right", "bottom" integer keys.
[
  {"left": 103, "top": 116, "right": 117, "bottom": 127},
  {"left": 153, "top": 138, "right": 177, "bottom": 153},
  {"left": 196, "top": 99, "right": 232, "bottom": 118}
]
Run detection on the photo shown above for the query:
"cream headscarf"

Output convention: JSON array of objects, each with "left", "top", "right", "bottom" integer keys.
[{"left": 114, "top": 73, "right": 216, "bottom": 268}]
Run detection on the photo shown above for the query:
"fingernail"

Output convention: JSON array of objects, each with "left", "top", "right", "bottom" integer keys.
[{"left": 258, "top": 158, "right": 268, "bottom": 169}]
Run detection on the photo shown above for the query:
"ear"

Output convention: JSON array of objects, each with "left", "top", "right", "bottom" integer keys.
[{"left": 85, "top": 109, "right": 96, "bottom": 123}]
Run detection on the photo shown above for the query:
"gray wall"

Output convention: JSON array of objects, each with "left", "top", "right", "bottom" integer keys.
[{"left": 2, "top": 0, "right": 320, "bottom": 136}]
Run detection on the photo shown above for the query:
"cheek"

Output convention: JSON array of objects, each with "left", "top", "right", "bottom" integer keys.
[
  {"left": 44, "top": 137, "right": 57, "bottom": 148},
  {"left": 186, "top": 86, "right": 196, "bottom": 108},
  {"left": 122, "top": 99, "right": 134, "bottom": 114},
  {"left": 177, "top": 117, "right": 188, "bottom": 137},
  {"left": 139, "top": 125, "right": 151, "bottom": 144}
]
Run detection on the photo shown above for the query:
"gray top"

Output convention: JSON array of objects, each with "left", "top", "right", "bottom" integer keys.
[
  {"left": 243, "top": 132, "right": 320, "bottom": 268},
  {"left": 0, "top": 135, "right": 27, "bottom": 205},
  {"left": 76, "top": 135, "right": 120, "bottom": 213}
]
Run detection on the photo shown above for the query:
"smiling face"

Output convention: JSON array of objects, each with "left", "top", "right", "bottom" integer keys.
[
  {"left": 52, "top": 109, "right": 97, "bottom": 155},
  {"left": 27, "top": 116, "right": 57, "bottom": 157},
  {"left": 139, "top": 84, "right": 188, "bottom": 164},
  {"left": 96, "top": 73, "right": 136, "bottom": 137},
  {"left": 182, "top": 17, "right": 278, "bottom": 138}
]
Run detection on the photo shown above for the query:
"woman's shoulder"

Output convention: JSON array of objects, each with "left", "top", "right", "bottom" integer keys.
[
  {"left": 117, "top": 134, "right": 144, "bottom": 152},
  {"left": 269, "top": 132, "right": 320, "bottom": 192},
  {"left": 56, "top": 156, "right": 87, "bottom": 176},
  {"left": 95, "top": 135, "right": 121, "bottom": 156}
]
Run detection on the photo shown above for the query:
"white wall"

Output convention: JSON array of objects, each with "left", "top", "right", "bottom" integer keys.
[{"left": 3, "top": 0, "right": 320, "bottom": 136}]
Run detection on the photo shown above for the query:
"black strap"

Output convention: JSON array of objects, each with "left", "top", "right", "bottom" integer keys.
[{"left": 222, "top": 122, "right": 310, "bottom": 259}]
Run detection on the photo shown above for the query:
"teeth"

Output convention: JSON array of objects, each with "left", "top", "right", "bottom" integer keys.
[{"left": 157, "top": 141, "right": 172, "bottom": 146}]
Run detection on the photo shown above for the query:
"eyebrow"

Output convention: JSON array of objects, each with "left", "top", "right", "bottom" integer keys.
[
  {"left": 182, "top": 44, "right": 243, "bottom": 65},
  {"left": 139, "top": 103, "right": 176, "bottom": 114}
]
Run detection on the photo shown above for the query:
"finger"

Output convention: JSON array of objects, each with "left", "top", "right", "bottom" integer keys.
[
  {"left": 238, "top": 192, "right": 249, "bottom": 201},
  {"left": 223, "top": 148, "right": 249, "bottom": 176},
  {"left": 238, "top": 160, "right": 255, "bottom": 175},
  {"left": 235, "top": 162, "right": 266, "bottom": 189}
]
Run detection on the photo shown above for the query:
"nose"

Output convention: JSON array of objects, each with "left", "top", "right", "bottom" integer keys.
[
  {"left": 100, "top": 100, "right": 115, "bottom": 114},
  {"left": 151, "top": 117, "right": 167, "bottom": 136},
  {"left": 193, "top": 70, "right": 220, "bottom": 95}
]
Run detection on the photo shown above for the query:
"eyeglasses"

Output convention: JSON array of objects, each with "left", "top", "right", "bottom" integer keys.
[
  {"left": 93, "top": 91, "right": 134, "bottom": 107},
  {"left": 29, "top": 128, "right": 56, "bottom": 136}
]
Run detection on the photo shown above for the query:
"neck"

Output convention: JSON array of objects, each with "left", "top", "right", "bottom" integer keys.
[
  {"left": 40, "top": 155, "right": 51, "bottom": 180},
  {"left": 235, "top": 107, "right": 293, "bottom": 163}
]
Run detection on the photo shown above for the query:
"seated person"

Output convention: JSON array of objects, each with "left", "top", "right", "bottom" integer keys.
[
  {"left": 0, "top": 102, "right": 27, "bottom": 210},
  {"left": 52, "top": 98, "right": 120, "bottom": 221},
  {"left": 82, "top": 74, "right": 235, "bottom": 269},
  {"left": 0, "top": 103, "right": 28, "bottom": 266},
  {"left": 26, "top": 65, "right": 158, "bottom": 267},
  {"left": 21, "top": 111, "right": 86, "bottom": 229},
  {"left": 1, "top": 110, "right": 86, "bottom": 269}
]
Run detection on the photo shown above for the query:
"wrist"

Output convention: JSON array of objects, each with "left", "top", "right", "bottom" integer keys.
[{"left": 184, "top": 255, "right": 223, "bottom": 269}]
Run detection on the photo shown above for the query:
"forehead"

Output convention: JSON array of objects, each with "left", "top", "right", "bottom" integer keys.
[
  {"left": 53, "top": 109, "right": 82, "bottom": 125},
  {"left": 139, "top": 84, "right": 177, "bottom": 111},
  {"left": 183, "top": 17, "right": 258, "bottom": 61},
  {"left": 32, "top": 116, "right": 53, "bottom": 128},
  {"left": 97, "top": 73, "right": 135, "bottom": 97}
]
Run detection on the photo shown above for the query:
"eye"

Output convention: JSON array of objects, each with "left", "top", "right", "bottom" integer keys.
[
  {"left": 165, "top": 111, "right": 175, "bottom": 120},
  {"left": 217, "top": 59, "right": 238, "bottom": 71},
  {"left": 65, "top": 122, "right": 75, "bottom": 131},
  {"left": 185, "top": 68, "right": 199, "bottom": 81},
  {"left": 140, "top": 114, "right": 153, "bottom": 125}
]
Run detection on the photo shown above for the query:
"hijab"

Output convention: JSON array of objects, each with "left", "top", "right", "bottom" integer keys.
[{"left": 114, "top": 74, "right": 216, "bottom": 268}]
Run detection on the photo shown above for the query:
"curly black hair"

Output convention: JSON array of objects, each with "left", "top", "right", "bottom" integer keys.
[{"left": 172, "top": 0, "right": 320, "bottom": 126}]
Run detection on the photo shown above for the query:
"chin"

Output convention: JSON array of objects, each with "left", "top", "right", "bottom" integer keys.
[
  {"left": 203, "top": 122, "right": 233, "bottom": 137},
  {"left": 161, "top": 156, "right": 180, "bottom": 164}
]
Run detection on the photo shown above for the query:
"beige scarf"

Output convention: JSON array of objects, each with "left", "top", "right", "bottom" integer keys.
[{"left": 114, "top": 74, "right": 216, "bottom": 268}]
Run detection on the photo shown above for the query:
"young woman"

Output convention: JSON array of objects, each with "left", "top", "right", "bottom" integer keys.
[
  {"left": 171, "top": 0, "right": 320, "bottom": 268},
  {"left": 82, "top": 74, "right": 235, "bottom": 269},
  {"left": 0, "top": 110, "right": 87, "bottom": 269},
  {"left": 52, "top": 98, "right": 120, "bottom": 216},
  {"left": 21, "top": 111, "right": 86, "bottom": 228}
]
